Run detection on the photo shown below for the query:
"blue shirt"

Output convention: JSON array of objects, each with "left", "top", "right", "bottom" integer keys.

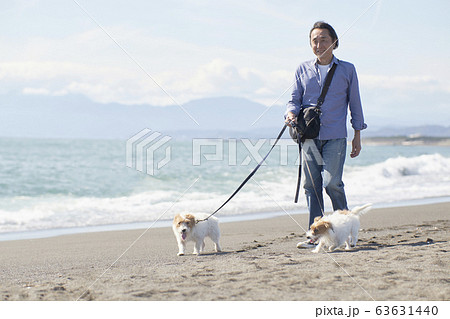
[{"left": 286, "top": 56, "right": 367, "bottom": 140}]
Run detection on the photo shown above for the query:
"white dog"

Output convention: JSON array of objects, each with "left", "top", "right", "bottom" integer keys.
[
  {"left": 306, "top": 204, "right": 372, "bottom": 253},
  {"left": 172, "top": 213, "right": 222, "bottom": 256}
]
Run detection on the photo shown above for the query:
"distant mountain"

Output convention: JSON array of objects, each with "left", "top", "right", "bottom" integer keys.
[
  {"left": 0, "top": 93, "right": 285, "bottom": 139},
  {"left": 1, "top": 93, "right": 449, "bottom": 139}
]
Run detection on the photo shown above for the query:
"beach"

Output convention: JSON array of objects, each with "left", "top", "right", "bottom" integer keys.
[{"left": 0, "top": 202, "right": 448, "bottom": 301}]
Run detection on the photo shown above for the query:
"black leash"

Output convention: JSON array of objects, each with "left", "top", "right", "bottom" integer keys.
[
  {"left": 294, "top": 131, "right": 302, "bottom": 203},
  {"left": 196, "top": 124, "right": 288, "bottom": 223}
]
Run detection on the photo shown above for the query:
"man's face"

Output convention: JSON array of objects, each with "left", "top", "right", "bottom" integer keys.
[{"left": 310, "top": 28, "right": 335, "bottom": 63}]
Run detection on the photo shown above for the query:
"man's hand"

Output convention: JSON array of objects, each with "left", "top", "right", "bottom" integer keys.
[
  {"left": 285, "top": 111, "right": 297, "bottom": 127},
  {"left": 350, "top": 130, "right": 361, "bottom": 158}
]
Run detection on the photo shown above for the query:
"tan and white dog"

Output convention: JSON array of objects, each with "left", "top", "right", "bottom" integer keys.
[
  {"left": 306, "top": 204, "right": 372, "bottom": 253},
  {"left": 172, "top": 213, "right": 221, "bottom": 256}
]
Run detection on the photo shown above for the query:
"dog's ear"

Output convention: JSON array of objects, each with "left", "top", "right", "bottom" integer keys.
[
  {"left": 314, "top": 216, "right": 322, "bottom": 223},
  {"left": 324, "top": 221, "right": 333, "bottom": 230},
  {"left": 173, "top": 214, "right": 183, "bottom": 225},
  {"left": 184, "top": 214, "right": 196, "bottom": 227}
]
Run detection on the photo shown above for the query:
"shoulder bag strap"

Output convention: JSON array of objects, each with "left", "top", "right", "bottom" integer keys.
[{"left": 316, "top": 63, "right": 337, "bottom": 107}]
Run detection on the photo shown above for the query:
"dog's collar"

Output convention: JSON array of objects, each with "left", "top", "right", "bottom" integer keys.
[{"left": 195, "top": 218, "right": 208, "bottom": 224}]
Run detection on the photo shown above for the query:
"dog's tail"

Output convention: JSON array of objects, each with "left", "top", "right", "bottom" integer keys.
[{"left": 350, "top": 203, "right": 372, "bottom": 216}]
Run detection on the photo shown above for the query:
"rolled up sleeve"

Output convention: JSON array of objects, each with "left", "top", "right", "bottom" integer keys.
[
  {"left": 348, "top": 66, "right": 367, "bottom": 131},
  {"left": 285, "top": 69, "right": 303, "bottom": 118}
]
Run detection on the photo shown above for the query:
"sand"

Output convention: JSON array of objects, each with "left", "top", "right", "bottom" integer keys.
[{"left": 0, "top": 202, "right": 448, "bottom": 301}]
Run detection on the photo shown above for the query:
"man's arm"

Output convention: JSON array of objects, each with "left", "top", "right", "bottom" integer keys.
[
  {"left": 348, "top": 65, "right": 367, "bottom": 134},
  {"left": 285, "top": 68, "right": 303, "bottom": 120},
  {"left": 350, "top": 129, "right": 361, "bottom": 158}
]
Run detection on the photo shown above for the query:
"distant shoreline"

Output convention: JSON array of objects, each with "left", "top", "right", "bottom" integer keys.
[
  {"left": 363, "top": 136, "right": 450, "bottom": 146},
  {"left": 1, "top": 133, "right": 450, "bottom": 144}
]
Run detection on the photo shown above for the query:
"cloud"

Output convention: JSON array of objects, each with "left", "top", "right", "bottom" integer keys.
[
  {"left": 3, "top": 57, "right": 448, "bottom": 110},
  {"left": 160, "top": 59, "right": 294, "bottom": 105},
  {"left": 3, "top": 23, "right": 447, "bottom": 108},
  {"left": 186, "top": 59, "right": 263, "bottom": 94},
  {"left": 22, "top": 87, "right": 52, "bottom": 95},
  {"left": 0, "top": 25, "right": 298, "bottom": 106},
  {"left": 1, "top": 55, "right": 293, "bottom": 106}
]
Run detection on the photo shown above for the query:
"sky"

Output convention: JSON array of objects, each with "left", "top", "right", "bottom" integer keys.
[{"left": 1, "top": 0, "right": 449, "bottom": 127}]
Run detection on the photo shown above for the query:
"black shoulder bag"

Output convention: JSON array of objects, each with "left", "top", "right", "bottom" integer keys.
[{"left": 289, "top": 63, "right": 337, "bottom": 203}]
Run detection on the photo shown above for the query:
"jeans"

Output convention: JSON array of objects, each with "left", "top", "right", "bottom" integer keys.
[{"left": 302, "top": 138, "right": 348, "bottom": 227}]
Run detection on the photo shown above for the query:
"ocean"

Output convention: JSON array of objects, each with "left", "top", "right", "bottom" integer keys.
[{"left": 1, "top": 136, "right": 449, "bottom": 240}]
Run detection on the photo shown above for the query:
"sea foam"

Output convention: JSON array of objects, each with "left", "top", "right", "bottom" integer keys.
[{"left": 0, "top": 153, "right": 449, "bottom": 234}]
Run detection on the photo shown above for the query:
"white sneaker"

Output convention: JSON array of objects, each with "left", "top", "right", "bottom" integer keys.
[{"left": 297, "top": 239, "right": 317, "bottom": 249}]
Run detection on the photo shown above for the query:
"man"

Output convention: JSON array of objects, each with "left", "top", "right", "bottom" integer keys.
[{"left": 285, "top": 21, "right": 367, "bottom": 248}]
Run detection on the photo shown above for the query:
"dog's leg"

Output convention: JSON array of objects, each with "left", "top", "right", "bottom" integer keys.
[
  {"left": 347, "top": 234, "right": 354, "bottom": 247},
  {"left": 352, "top": 231, "right": 359, "bottom": 247},
  {"left": 201, "top": 240, "right": 205, "bottom": 253},
  {"left": 326, "top": 234, "right": 337, "bottom": 252},
  {"left": 312, "top": 240, "right": 323, "bottom": 253},
  {"left": 351, "top": 219, "right": 360, "bottom": 247},
  {"left": 177, "top": 239, "right": 186, "bottom": 256},
  {"left": 348, "top": 227, "right": 358, "bottom": 248},
  {"left": 344, "top": 238, "right": 352, "bottom": 250},
  {"left": 193, "top": 240, "right": 202, "bottom": 255},
  {"left": 210, "top": 232, "right": 222, "bottom": 252}
]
